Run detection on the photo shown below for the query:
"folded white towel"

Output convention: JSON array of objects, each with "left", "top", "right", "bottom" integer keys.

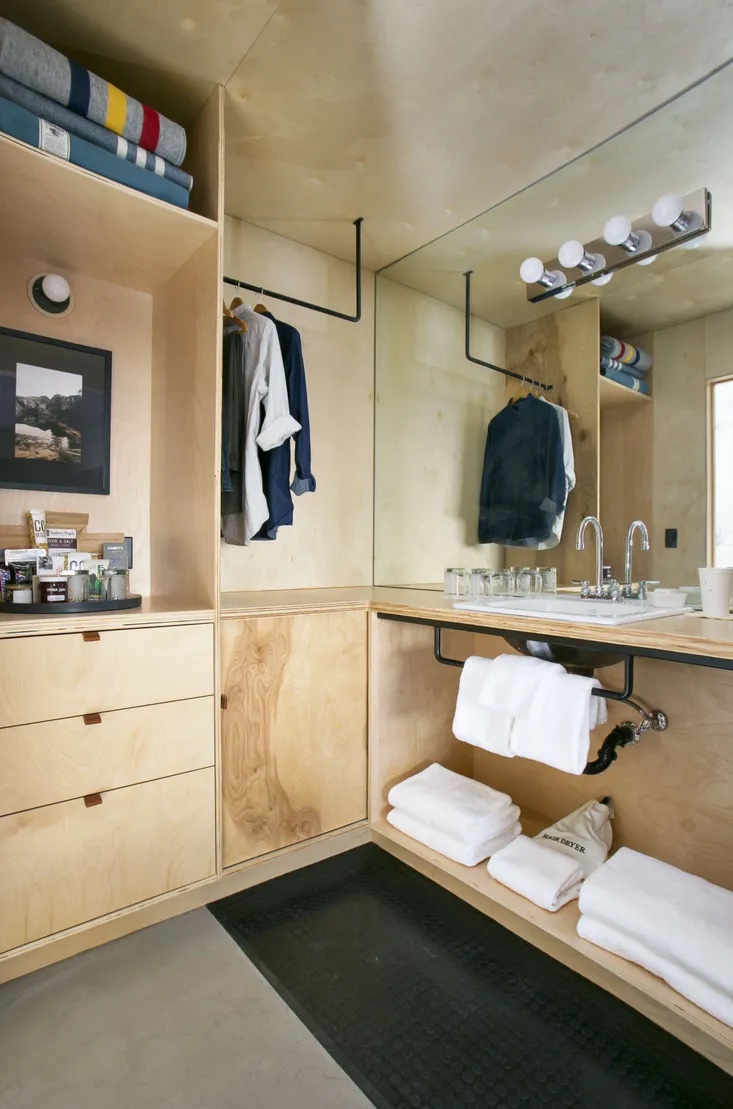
[
  {"left": 508, "top": 667, "right": 607, "bottom": 775},
  {"left": 578, "top": 847, "right": 733, "bottom": 1003},
  {"left": 387, "top": 763, "right": 518, "bottom": 843},
  {"left": 479, "top": 654, "right": 563, "bottom": 720},
  {"left": 452, "top": 656, "right": 513, "bottom": 756},
  {"left": 577, "top": 914, "right": 733, "bottom": 1028},
  {"left": 387, "top": 808, "right": 522, "bottom": 867},
  {"left": 487, "top": 800, "right": 613, "bottom": 912},
  {"left": 488, "top": 835, "right": 585, "bottom": 911}
]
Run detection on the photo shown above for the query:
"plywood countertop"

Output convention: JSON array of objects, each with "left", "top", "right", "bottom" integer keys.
[{"left": 221, "top": 587, "right": 733, "bottom": 665}]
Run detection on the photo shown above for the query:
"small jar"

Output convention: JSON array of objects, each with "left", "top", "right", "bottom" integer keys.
[
  {"left": 103, "top": 568, "right": 130, "bottom": 602},
  {"left": 10, "top": 562, "right": 35, "bottom": 584},
  {"left": 6, "top": 583, "right": 32, "bottom": 604},
  {"left": 444, "top": 567, "right": 470, "bottom": 597},
  {"left": 39, "top": 577, "right": 68, "bottom": 603},
  {"left": 67, "top": 569, "right": 90, "bottom": 603}
]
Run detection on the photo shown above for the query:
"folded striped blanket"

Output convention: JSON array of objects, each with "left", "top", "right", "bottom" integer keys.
[
  {"left": 0, "top": 72, "right": 192, "bottom": 190},
  {"left": 0, "top": 94, "right": 189, "bottom": 209},
  {"left": 0, "top": 19, "right": 186, "bottom": 166}
]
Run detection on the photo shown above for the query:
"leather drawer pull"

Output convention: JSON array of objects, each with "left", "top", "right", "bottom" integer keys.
[
  {"left": 84, "top": 793, "right": 103, "bottom": 807},
  {"left": 83, "top": 713, "right": 102, "bottom": 725},
  {"left": 83, "top": 631, "right": 101, "bottom": 643}
]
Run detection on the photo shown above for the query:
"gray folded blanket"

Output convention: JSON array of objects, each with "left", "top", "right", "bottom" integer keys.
[{"left": 0, "top": 18, "right": 186, "bottom": 166}]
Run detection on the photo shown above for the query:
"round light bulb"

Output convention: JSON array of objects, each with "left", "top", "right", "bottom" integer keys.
[
  {"left": 637, "top": 254, "right": 657, "bottom": 266},
  {"left": 557, "top": 240, "right": 584, "bottom": 269},
  {"left": 42, "top": 274, "right": 71, "bottom": 303},
  {"left": 652, "top": 194, "right": 683, "bottom": 228},
  {"left": 519, "top": 257, "right": 545, "bottom": 284},
  {"left": 683, "top": 233, "right": 708, "bottom": 250},
  {"left": 604, "top": 215, "right": 632, "bottom": 246},
  {"left": 555, "top": 285, "right": 574, "bottom": 300},
  {"left": 591, "top": 272, "right": 614, "bottom": 287}
]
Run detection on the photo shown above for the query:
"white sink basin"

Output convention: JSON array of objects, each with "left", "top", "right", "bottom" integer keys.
[{"left": 453, "top": 594, "right": 691, "bottom": 626}]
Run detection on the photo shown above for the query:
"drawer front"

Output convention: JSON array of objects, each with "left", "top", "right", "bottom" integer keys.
[
  {"left": 0, "top": 697, "right": 215, "bottom": 817},
  {"left": 0, "top": 767, "right": 215, "bottom": 954},
  {"left": 0, "top": 623, "right": 214, "bottom": 727}
]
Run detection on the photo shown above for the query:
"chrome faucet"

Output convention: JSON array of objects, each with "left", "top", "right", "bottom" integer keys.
[
  {"left": 622, "top": 520, "right": 656, "bottom": 599},
  {"left": 624, "top": 520, "right": 650, "bottom": 587},
  {"left": 576, "top": 516, "right": 605, "bottom": 594}
]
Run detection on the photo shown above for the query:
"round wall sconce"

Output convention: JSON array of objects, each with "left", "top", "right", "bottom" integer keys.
[
  {"left": 603, "top": 215, "right": 653, "bottom": 256},
  {"left": 28, "top": 273, "right": 73, "bottom": 317}
]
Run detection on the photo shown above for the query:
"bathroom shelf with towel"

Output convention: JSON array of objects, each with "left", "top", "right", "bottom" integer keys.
[{"left": 372, "top": 814, "right": 733, "bottom": 1075}]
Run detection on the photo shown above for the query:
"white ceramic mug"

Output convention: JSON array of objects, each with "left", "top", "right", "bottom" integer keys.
[{"left": 697, "top": 567, "right": 733, "bottom": 619}]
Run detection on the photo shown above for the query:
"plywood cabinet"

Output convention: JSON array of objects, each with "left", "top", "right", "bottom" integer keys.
[
  {"left": 221, "top": 610, "right": 368, "bottom": 868},
  {"left": 0, "top": 768, "right": 216, "bottom": 954}
]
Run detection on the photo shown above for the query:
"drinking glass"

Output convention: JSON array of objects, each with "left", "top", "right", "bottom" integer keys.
[
  {"left": 489, "top": 570, "right": 515, "bottom": 598},
  {"left": 444, "top": 567, "right": 470, "bottom": 597},
  {"left": 515, "top": 568, "right": 543, "bottom": 597},
  {"left": 538, "top": 566, "right": 557, "bottom": 594},
  {"left": 469, "top": 569, "right": 486, "bottom": 598}
]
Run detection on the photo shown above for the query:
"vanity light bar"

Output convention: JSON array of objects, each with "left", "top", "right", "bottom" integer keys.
[{"left": 522, "top": 187, "right": 711, "bottom": 304}]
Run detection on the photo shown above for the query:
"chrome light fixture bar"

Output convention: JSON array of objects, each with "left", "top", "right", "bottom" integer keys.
[{"left": 524, "top": 187, "right": 711, "bottom": 303}]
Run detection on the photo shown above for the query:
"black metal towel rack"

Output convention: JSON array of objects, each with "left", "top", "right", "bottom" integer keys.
[
  {"left": 431, "top": 624, "right": 666, "bottom": 775},
  {"left": 464, "top": 269, "right": 552, "bottom": 392},
  {"left": 223, "top": 218, "right": 364, "bottom": 323}
]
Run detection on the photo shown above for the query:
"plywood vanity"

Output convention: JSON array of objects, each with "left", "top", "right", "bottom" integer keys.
[{"left": 0, "top": 21, "right": 732, "bottom": 1090}]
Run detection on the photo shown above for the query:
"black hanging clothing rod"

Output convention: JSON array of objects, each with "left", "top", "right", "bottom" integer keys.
[
  {"left": 223, "top": 218, "right": 363, "bottom": 323},
  {"left": 463, "top": 269, "right": 552, "bottom": 392}
]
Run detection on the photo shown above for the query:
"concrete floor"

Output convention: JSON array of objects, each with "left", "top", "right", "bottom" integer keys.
[{"left": 0, "top": 908, "right": 374, "bottom": 1109}]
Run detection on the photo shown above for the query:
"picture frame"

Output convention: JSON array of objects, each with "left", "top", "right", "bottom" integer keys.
[{"left": 0, "top": 326, "right": 112, "bottom": 495}]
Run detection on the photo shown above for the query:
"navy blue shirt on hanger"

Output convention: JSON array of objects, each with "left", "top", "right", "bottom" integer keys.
[
  {"left": 478, "top": 393, "right": 566, "bottom": 545},
  {"left": 253, "top": 310, "right": 316, "bottom": 540}
]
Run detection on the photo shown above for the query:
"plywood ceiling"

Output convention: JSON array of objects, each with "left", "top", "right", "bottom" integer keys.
[
  {"left": 383, "top": 62, "right": 733, "bottom": 336},
  {"left": 3, "top": 1, "right": 733, "bottom": 269}
]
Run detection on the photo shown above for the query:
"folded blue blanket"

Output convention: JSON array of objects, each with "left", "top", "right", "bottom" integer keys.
[
  {"left": 601, "top": 364, "right": 650, "bottom": 396},
  {"left": 0, "top": 93, "right": 189, "bottom": 209},
  {"left": 0, "top": 72, "right": 192, "bottom": 191}
]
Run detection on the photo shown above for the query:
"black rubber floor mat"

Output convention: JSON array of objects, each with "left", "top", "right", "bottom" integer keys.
[{"left": 208, "top": 844, "right": 733, "bottom": 1109}]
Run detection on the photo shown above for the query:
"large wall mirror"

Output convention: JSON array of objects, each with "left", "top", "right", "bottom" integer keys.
[{"left": 374, "top": 62, "right": 733, "bottom": 593}]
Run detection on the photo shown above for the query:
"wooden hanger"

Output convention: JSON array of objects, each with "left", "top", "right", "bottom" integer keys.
[
  {"left": 509, "top": 376, "right": 530, "bottom": 405},
  {"left": 229, "top": 296, "right": 245, "bottom": 311},
  {"left": 222, "top": 300, "right": 248, "bottom": 332}
]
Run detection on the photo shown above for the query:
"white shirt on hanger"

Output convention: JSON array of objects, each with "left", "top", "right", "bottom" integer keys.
[
  {"left": 536, "top": 396, "right": 575, "bottom": 550},
  {"left": 221, "top": 304, "right": 301, "bottom": 545}
]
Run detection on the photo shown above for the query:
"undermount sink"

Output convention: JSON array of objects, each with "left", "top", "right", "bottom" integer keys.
[
  {"left": 452, "top": 594, "right": 692, "bottom": 626},
  {"left": 500, "top": 636, "right": 624, "bottom": 672}
]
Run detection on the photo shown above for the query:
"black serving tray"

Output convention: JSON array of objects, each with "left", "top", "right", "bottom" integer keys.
[{"left": 0, "top": 594, "right": 143, "bottom": 615}]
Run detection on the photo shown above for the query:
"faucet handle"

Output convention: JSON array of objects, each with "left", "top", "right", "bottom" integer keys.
[{"left": 639, "top": 580, "right": 660, "bottom": 601}]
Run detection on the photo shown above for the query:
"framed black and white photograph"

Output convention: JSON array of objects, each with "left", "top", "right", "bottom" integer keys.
[{"left": 0, "top": 327, "right": 111, "bottom": 494}]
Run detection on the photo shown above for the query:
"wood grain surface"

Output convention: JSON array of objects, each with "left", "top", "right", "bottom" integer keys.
[{"left": 221, "top": 611, "right": 368, "bottom": 867}]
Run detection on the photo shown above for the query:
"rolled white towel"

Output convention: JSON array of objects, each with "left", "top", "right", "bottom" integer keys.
[
  {"left": 387, "top": 763, "right": 518, "bottom": 844},
  {"left": 578, "top": 847, "right": 733, "bottom": 1001},
  {"left": 452, "top": 656, "right": 514, "bottom": 756},
  {"left": 577, "top": 913, "right": 733, "bottom": 1028},
  {"left": 487, "top": 835, "right": 584, "bottom": 911},
  {"left": 387, "top": 807, "right": 521, "bottom": 867}
]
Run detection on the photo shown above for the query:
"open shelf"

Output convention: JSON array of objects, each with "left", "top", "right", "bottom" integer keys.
[
  {"left": 0, "top": 131, "right": 217, "bottom": 294},
  {"left": 599, "top": 374, "right": 651, "bottom": 409},
  {"left": 371, "top": 818, "right": 733, "bottom": 1074}
]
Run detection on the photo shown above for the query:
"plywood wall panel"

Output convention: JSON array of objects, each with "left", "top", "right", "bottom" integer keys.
[{"left": 0, "top": 256, "right": 153, "bottom": 594}]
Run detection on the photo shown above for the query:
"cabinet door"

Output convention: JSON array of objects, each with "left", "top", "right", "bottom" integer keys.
[{"left": 221, "top": 610, "right": 368, "bottom": 867}]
